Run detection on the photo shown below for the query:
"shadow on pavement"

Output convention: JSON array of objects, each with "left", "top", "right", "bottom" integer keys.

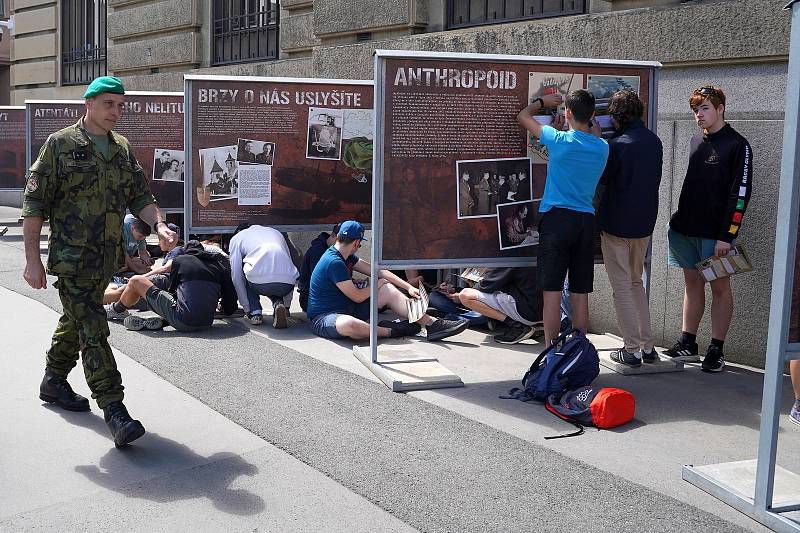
[
  {"left": 46, "top": 407, "right": 265, "bottom": 516},
  {"left": 433, "top": 363, "right": 796, "bottom": 434}
]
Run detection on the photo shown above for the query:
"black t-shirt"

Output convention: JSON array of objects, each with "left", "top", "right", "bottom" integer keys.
[
  {"left": 669, "top": 124, "right": 753, "bottom": 243},
  {"left": 169, "top": 254, "right": 238, "bottom": 327}
]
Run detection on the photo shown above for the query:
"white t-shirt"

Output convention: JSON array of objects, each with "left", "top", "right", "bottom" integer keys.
[{"left": 229, "top": 226, "right": 299, "bottom": 309}]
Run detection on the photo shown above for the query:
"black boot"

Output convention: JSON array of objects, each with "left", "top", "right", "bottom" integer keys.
[
  {"left": 103, "top": 401, "right": 145, "bottom": 447},
  {"left": 39, "top": 370, "right": 90, "bottom": 412}
]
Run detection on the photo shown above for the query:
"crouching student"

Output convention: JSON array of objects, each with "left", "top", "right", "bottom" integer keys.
[
  {"left": 306, "top": 221, "right": 469, "bottom": 342},
  {"left": 105, "top": 240, "right": 238, "bottom": 331}
]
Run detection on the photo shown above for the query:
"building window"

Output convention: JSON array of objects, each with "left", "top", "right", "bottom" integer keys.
[
  {"left": 61, "top": 0, "right": 107, "bottom": 86},
  {"left": 447, "top": 0, "right": 585, "bottom": 29},
  {"left": 213, "top": 0, "right": 279, "bottom": 66}
]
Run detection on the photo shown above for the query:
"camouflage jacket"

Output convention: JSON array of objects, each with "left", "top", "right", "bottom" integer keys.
[{"left": 22, "top": 117, "right": 156, "bottom": 280}]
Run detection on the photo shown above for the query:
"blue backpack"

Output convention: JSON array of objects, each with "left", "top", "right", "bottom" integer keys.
[{"left": 501, "top": 328, "right": 600, "bottom": 403}]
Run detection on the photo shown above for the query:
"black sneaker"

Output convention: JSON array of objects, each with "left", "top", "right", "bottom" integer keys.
[
  {"left": 610, "top": 348, "right": 642, "bottom": 367},
  {"left": 663, "top": 339, "right": 700, "bottom": 362},
  {"left": 378, "top": 320, "right": 421, "bottom": 338},
  {"left": 426, "top": 318, "right": 468, "bottom": 342},
  {"left": 494, "top": 321, "right": 534, "bottom": 344},
  {"left": 701, "top": 344, "right": 726, "bottom": 373},
  {"left": 640, "top": 349, "right": 660, "bottom": 364}
]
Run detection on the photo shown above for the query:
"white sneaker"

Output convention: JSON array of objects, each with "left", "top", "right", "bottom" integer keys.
[{"left": 105, "top": 304, "right": 129, "bottom": 321}]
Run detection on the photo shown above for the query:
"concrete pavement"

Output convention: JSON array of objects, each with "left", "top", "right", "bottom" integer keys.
[
  {"left": 2, "top": 204, "right": 798, "bottom": 531},
  {"left": 0, "top": 285, "right": 417, "bottom": 532}
]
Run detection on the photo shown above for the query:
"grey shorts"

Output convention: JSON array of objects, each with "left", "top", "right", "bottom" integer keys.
[
  {"left": 144, "top": 286, "right": 205, "bottom": 332},
  {"left": 473, "top": 290, "right": 533, "bottom": 326}
]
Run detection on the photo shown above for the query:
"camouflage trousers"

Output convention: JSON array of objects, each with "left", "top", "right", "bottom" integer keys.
[{"left": 46, "top": 277, "right": 124, "bottom": 408}]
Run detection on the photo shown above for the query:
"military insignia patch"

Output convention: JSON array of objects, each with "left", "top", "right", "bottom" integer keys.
[{"left": 26, "top": 176, "right": 39, "bottom": 192}]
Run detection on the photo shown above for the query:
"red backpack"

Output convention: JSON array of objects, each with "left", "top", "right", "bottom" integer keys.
[{"left": 544, "top": 387, "right": 635, "bottom": 439}]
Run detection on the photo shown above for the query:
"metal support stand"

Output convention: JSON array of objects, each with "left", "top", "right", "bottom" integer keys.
[{"left": 683, "top": 4, "right": 800, "bottom": 531}]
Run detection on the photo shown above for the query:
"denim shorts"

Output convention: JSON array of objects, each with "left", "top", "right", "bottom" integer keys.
[
  {"left": 667, "top": 227, "right": 720, "bottom": 269},
  {"left": 308, "top": 300, "right": 371, "bottom": 339}
]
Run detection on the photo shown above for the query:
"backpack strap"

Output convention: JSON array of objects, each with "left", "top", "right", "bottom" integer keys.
[{"left": 544, "top": 399, "right": 586, "bottom": 439}]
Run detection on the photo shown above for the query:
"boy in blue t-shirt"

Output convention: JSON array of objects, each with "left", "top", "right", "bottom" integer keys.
[
  {"left": 306, "top": 220, "right": 468, "bottom": 342},
  {"left": 517, "top": 90, "right": 609, "bottom": 344}
]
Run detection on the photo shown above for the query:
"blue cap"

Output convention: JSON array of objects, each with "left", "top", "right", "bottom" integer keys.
[{"left": 338, "top": 220, "right": 367, "bottom": 241}]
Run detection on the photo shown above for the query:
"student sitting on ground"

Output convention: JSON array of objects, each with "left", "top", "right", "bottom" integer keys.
[
  {"left": 306, "top": 220, "right": 468, "bottom": 342},
  {"left": 122, "top": 214, "right": 154, "bottom": 274},
  {"left": 229, "top": 223, "right": 299, "bottom": 328},
  {"left": 297, "top": 223, "right": 339, "bottom": 313},
  {"left": 104, "top": 240, "right": 238, "bottom": 331},
  {"left": 447, "top": 267, "right": 543, "bottom": 344}
]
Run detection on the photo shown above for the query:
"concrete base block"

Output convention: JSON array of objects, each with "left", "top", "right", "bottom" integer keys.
[
  {"left": 353, "top": 345, "right": 463, "bottom": 392},
  {"left": 591, "top": 333, "right": 684, "bottom": 375},
  {"left": 690, "top": 459, "right": 800, "bottom": 508}
]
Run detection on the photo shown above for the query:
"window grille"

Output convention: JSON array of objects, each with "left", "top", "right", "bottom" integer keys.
[
  {"left": 61, "top": 0, "right": 107, "bottom": 85},
  {"left": 213, "top": 0, "right": 279, "bottom": 66},
  {"left": 447, "top": 0, "right": 585, "bottom": 29}
]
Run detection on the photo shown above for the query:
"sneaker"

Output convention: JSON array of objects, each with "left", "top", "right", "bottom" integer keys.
[
  {"left": 105, "top": 303, "right": 129, "bottom": 321},
  {"left": 494, "top": 320, "right": 534, "bottom": 344},
  {"left": 789, "top": 402, "right": 800, "bottom": 427},
  {"left": 486, "top": 318, "right": 499, "bottom": 332},
  {"left": 610, "top": 348, "right": 642, "bottom": 368},
  {"left": 426, "top": 318, "right": 468, "bottom": 342},
  {"left": 378, "top": 319, "right": 422, "bottom": 338},
  {"left": 272, "top": 302, "right": 288, "bottom": 329},
  {"left": 246, "top": 313, "right": 263, "bottom": 326},
  {"left": 701, "top": 344, "right": 726, "bottom": 373},
  {"left": 640, "top": 349, "right": 660, "bottom": 364},
  {"left": 143, "top": 316, "right": 165, "bottom": 330},
  {"left": 663, "top": 339, "right": 700, "bottom": 362},
  {"left": 123, "top": 315, "right": 145, "bottom": 331}
]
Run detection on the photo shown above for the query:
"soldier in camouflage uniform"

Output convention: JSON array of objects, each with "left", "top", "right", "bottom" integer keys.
[{"left": 22, "top": 76, "right": 177, "bottom": 447}]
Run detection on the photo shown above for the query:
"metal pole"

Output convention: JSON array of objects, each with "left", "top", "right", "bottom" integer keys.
[
  {"left": 183, "top": 78, "right": 192, "bottom": 237},
  {"left": 369, "top": 53, "right": 385, "bottom": 364},
  {"left": 753, "top": 0, "right": 800, "bottom": 510}
]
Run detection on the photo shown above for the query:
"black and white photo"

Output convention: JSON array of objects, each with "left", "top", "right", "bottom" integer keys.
[
  {"left": 306, "top": 107, "right": 343, "bottom": 160},
  {"left": 152, "top": 149, "right": 185, "bottom": 182},
  {"left": 237, "top": 138, "right": 276, "bottom": 165},
  {"left": 456, "top": 157, "right": 533, "bottom": 219},
  {"left": 497, "top": 200, "right": 541, "bottom": 250},
  {"left": 199, "top": 145, "right": 238, "bottom": 201}
]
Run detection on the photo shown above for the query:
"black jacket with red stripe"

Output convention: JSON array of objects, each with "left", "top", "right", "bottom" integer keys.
[{"left": 669, "top": 123, "right": 753, "bottom": 243}]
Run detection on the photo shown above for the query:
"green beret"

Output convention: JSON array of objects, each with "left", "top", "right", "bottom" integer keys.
[{"left": 83, "top": 76, "right": 125, "bottom": 99}]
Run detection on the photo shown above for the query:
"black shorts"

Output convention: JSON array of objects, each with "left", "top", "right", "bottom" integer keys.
[{"left": 537, "top": 207, "right": 595, "bottom": 294}]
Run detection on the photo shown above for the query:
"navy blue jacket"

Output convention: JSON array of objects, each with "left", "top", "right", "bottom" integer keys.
[
  {"left": 597, "top": 119, "right": 663, "bottom": 238},
  {"left": 298, "top": 232, "right": 331, "bottom": 309}
]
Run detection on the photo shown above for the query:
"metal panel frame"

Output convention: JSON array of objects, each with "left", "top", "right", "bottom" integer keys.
[
  {"left": 368, "top": 49, "right": 661, "bottom": 364},
  {"left": 683, "top": 4, "right": 800, "bottom": 531},
  {"left": 184, "top": 75, "right": 373, "bottom": 235}
]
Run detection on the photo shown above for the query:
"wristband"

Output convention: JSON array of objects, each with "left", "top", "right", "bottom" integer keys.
[
  {"left": 533, "top": 97, "right": 544, "bottom": 108},
  {"left": 153, "top": 220, "right": 166, "bottom": 231}
]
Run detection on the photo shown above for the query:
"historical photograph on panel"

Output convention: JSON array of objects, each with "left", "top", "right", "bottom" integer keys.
[
  {"left": 497, "top": 200, "right": 541, "bottom": 251},
  {"left": 306, "top": 107, "right": 343, "bottom": 160},
  {"left": 456, "top": 157, "right": 534, "bottom": 219},
  {"left": 527, "top": 72, "right": 584, "bottom": 164},
  {"left": 198, "top": 145, "right": 238, "bottom": 204},
  {"left": 237, "top": 138, "right": 276, "bottom": 165},
  {"left": 587, "top": 75, "right": 641, "bottom": 138},
  {"left": 152, "top": 149, "right": 185, "bottom": 182},
  {"left": 341, "top": 109, "right": 375, "bottom": 184}
]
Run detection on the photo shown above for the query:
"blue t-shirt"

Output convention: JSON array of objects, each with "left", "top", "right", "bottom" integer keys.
[
  {"left": 539, "top": 125, "right": 609, "bottom": 214},
  {"left": 306, "top": 246, "right": 359, "bottom": 320},
  {"left": 122, "top": 213, "right": 147, "bottom": 257}
]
